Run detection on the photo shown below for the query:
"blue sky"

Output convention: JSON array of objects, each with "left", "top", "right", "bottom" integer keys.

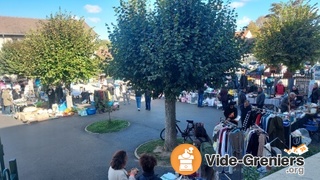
[{"left": 0, "top": 0, "right": 319, "bottom": 40}]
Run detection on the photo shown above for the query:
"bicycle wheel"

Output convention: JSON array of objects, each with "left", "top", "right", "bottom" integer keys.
[
  {"left": 160, "top": 128, "right": 178, "bottom": 140},
  {"left": 160, "top": 128, "right": 166, "bottom": 140}
]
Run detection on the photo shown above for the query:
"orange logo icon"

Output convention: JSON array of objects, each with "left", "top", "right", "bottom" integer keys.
[{"left": 170, "top": 144, "right": 202, "bottom": 175}]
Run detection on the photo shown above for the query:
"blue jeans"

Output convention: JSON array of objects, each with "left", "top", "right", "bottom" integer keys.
[
  {"left": 198, "top": 94, "right": 204, "bottom": 107},
  {"left": 136, "top": 96, "right": 141, "bottom": 109},
  {"left": 145, "top": 97, "right": 151, "bottom": 110},
  {"left": 4, "top": 106, "right": 11, "bottom": 114}
]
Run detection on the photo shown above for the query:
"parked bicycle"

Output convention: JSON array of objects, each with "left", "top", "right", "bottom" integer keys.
[{"left": 160, "top": 119, "right": 195, "bottom": 142}]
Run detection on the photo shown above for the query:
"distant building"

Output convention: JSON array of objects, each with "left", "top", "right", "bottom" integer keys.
[
  {"left": 0, "top": 16, "right": 96, "bottom": 49},
  {"left": 235, "top": 30, "right": 253, "bottom": 39}
]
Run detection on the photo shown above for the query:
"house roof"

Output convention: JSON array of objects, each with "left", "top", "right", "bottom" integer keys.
[
  {"left": 0, "top": 16, "right": 96, "bottom": 36},
  {"left": 235, "top": 30, "right": 252, "bottom": 39},
  {"left": 0, "top": 16, "right": 45, "bottom": 35}
]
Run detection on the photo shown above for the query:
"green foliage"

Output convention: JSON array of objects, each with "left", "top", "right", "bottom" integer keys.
[
  {"left": 243, "top": 166, "right": 260, "bottom": 180},
  {"left": 23, "top": 10, "right": 101, "bottom": 86},
  {"left": 0, "top": 40, "right": 33, "bottom": 76},
  {"left": 108, "top": 0, "right": 247, "bottom": 100},
  {"left": 246, "top": 21, "right": 260, "bottom": 38},
  {"left": 254, "top": 0, "right": 320, "bottom": 72}
]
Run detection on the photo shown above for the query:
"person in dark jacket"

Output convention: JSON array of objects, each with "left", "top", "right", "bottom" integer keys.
[
  {"left": 291, "top": 85, "right": 299, "bottom": 95},
  {"left": 256, "top": 87, "right": 265, "bottom": 109},
  {"left": 310, "top": 83, "right": 320, "bottom": 104},
  {"left": 240, "top": 100, "right": 252, "bottom": 127},
  {"left": 224, "top": 101, "right": 238, "bottom": 125},
  {"left": 238, "top": 87, "right": 247, "bottom": 108},
  {"left": 240, "top": 73, "right": 248, "bottom": 91},
  {"left": 219, "top": 87, "right": 229, "bottom": 111},
  {"left": 136, "top": 154, "right": 161, "bottom": 180},
  {"left": 198, "top": 87, "right": 204, "bottom": 107},
  {"left": 145, "top": 89, "right": 152, "bottom": 111},
  {"left": 12, "top": 88, "right": 21, "bottom": 100},
  {"left": 55, "top": 84, "right": 64, "bottom": 103},
  {"left": 46, "top": 86, "right": 55, "bottom": 109}
]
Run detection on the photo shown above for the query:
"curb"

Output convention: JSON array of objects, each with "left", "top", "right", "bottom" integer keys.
[
  {"left": 84, "top": 120, "right": 131, "bottom": 134},
  {"left": 134, "top": 139, "right": 172, "bottom": 167}
]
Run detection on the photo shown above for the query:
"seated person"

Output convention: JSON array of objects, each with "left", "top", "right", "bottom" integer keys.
[
  {"left": 136, "top": 154, "right": 161, "bottom": 180},
  {"left": 291, "top": 85, "right": 299, "bottom": 95},
  {"left": 224, "top": 101, "right": 238, "bottom": 125},
  {"left": 80, "top": 89, "right": 91, "bottom": 103},
  {"left": 193, "top": 124, "right": 214, "bottom": 180},
  {"left": 280, "top": 92, "right": 297, "bottom": 112}
]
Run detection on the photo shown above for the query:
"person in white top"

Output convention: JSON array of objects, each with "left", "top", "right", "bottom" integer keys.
[
  {"left": 121, "top": 82, "right": 130, "bottom": 105},
  {"left": 108, "top": 150, "right": 138, "bottom": 180}
]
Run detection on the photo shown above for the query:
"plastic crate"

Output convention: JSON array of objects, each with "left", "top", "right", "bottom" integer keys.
[{"left": 86, "top": 108, "right": 96, "bottom": 115}]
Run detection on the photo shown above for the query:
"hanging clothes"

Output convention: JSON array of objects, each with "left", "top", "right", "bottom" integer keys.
[{"left": 267, "top": 116, "right": 285, "bottom": 149}]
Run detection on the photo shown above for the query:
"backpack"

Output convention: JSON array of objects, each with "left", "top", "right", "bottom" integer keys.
[{"left": 198, "top": 138, "right": 215, "bottom": 166}]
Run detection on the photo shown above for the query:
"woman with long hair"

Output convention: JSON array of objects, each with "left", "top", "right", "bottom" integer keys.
[{"left": 108, "top": 150, "right": 138, "bottom": 180}]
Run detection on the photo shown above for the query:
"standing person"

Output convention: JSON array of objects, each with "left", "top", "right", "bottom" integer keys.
[
  {"left": 46, "top": 86, "right": 55, "bottom": 109},
  {"left": 238, "top": 87, "right": 247, "bottom": 108},
  {"left": 239, "top": 72, "right": 248, "bottom": 92},
  {"left": 136, "top": 154, "right": 161, "bottom": 180},
  {"left": 1, "top": 86, "right": 13, "bottom": 115},
  {"left": 55, "top": 84, "right": 64, "bottom": 104},
  {"left": 12, "top": 87, "right": 21, "bottom": 100},
  {"left": 145, "top": 89, "right": 152, "bottom": 111},
  {"left": 256, "top": 87, "right": 265, "bottom": 109},
  {"left": 224, "top": 101, "right": 238, "bottom": 125},
  {"left": 135, "top": 89, "right": 142, "bottom": 111},
  {"left": 197, "top": 87, "right": 204, "bottom": 107},
  {"left": 108, "top": 150, "right": 138, "bottom": 180},
  {"left": 275, "top": 80, "right": 285, "bottom": 96},
  {"left": 265, "top": 76, "right": 273, "bottom": 95},
  {"left": 219, "top": 87, "right": 229, "bottom": 111},
  {"left": 240, "top": 100, "right": 252, "bottom": 127},
  {"left": 121, "top": 82, "right": 130, "bottom": 105},
  {"left": 310, "top": 82, "right": 320, "bottom": 104}
]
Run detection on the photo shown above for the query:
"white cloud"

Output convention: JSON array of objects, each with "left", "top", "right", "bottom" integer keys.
[
  {"left": 87, "top": 17, "right": 101, "bottom": 23},
  {"left": 230, "top": 0, "right": 251, "bottom": 9},
  {"left": 230, "top": 2, "right": 245, "bottom": 8},
  {"left": 84, "top": 4, "right": 102, "bottom": 13},
  {"left": 237, "top": 16, "right": 251, "bottom": 26}
]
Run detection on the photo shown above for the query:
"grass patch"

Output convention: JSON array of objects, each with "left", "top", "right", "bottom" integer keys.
[
  {"left": 86, "top": 119, "right": 129, "bottom": 133},
  {"left": 136, "top": 138, "right": 189, "bottom": 166}
]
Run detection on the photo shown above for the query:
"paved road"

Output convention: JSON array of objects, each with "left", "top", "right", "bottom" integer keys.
[{"left": 0, "top": 99, "right": 227, "bottom": 180}]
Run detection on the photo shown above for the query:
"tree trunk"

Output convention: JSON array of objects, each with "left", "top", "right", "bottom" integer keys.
[
  {"left": 164, "top": 98, "right": 178, "bottom": 151},
  {"left": 65, "top": 83, "right": 73, "bottom": 109}
]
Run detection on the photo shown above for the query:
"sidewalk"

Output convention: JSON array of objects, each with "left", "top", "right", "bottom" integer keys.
[{"left": 261, "top": 152, "right": 320, "bottom": 179}]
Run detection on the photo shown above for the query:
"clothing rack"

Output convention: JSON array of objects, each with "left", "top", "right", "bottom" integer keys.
[
  {"left": 252, "top": 108, "right": 293, "bottom": 149},
  {"left": 217, "top": 118, "right": 243, "bottom": 180}
]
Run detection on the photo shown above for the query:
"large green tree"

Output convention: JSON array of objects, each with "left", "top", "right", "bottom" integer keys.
[
  {"left": 0, "top": 40, "right": 33, "bottom": 76},
  {"left": 23, "top": 10, "right": 101, "bottom": 87},
  {"left": 109, "top": 0, "right": 247, "bottom": 150},
  {"left": 254, "top": 0, "right": 320, "bottom": 72}
]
